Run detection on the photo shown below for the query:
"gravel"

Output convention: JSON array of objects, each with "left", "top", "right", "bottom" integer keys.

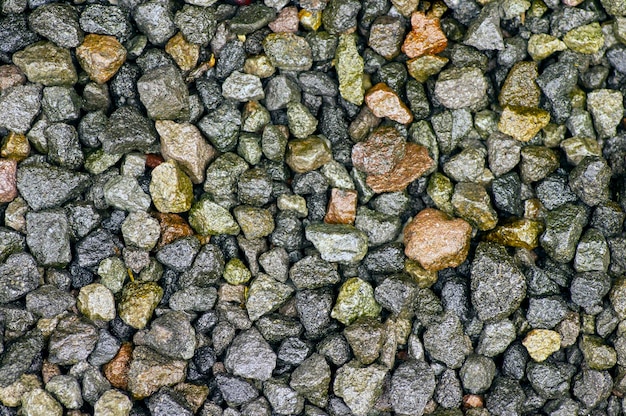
[{"left": 2, "top": 1, "right": 626, "bottom": 414}]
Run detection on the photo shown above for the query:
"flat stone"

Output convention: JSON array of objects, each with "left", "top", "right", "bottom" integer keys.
[
  {"left": 404, "top": 208, "right": 472, "bottom": 271},
  {"left": 76, "top": 34, "right": 126, "bottom": 84}
]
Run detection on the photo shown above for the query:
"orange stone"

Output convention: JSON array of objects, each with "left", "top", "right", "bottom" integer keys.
[
  {"left": 352, "top": 126, "right": 406, "bottom": 175},
  {"left": 154, "top": 213, "right": 194, "bottom": 248},
  {"left": 103, "top": 342, "right": 133, "bottom": 390},
  {"left": 325, "top": 188, "right": 358, "bottom": 224},
  {"left": 364, "top": 83, "right": 413, "bottom": 124},
  {"left": 366, "top": 143, "right": 434, "bottom": 193},
  {"left": 463, "top": 394, "right": 484, "bottom": 408},
  {"left": 401, "top": 12, "right": 448, "bottom": 58},
  {"left": 403, "top": 208, "right": 472, "bottom": 271},
  {"left": 77, "top": 34, "right": 127, "bottom": 84},
  {"left": 0, "top": 158, "right": 17, "bottom": 203}
]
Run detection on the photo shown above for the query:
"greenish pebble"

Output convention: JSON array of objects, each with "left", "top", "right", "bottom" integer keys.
[
  {"left": 305, "top": 223, "right": 368, "bottom": 264},
  {"left": 320, "top": 160, "right": 354, "bottom": 190},
  {"left": 97, "top": 257, "right": 128, "bottom": 294},
  {"left": 203, "top": 152, "right": 249, "bottom": 197},
  {"left": 118, "top": 282, "right": 163, "bottom": 329},
  {"left": 563, "top": 22, "right": 604, "bottom": 54},
  {"left": 333, "top": 360, "right": 387, "bottom": 415},
  {"left": 574, "top": 228, "right": 610, "bottom": 273},
  {"left": 580, "top": 335, "right": 617, "bottom": 370},
  {"left": 93, "top": 389, "right": 132, "bottom": 416},
  {"left": 233, "top": 205, "right": 275, "bottom": 240},
  {"left": 335, "top": 33, "right": 365, "bottom": 106},
  {"left": 189, "top": 198, "right": 240, "bottom": 236},
  {"left": 223, "top": 258, "right": 251, "bottom": 285},
  {"left": 287, "top": 102, "right": 318, "bottom": 139},
  {"left": 331, "top": 277, "right": 381, "bottom": 325},
  {"left": 540, "top": 203, "right": 588, "bottom": 263},
  {"left": 13, "top": 41, "right": 77, "bottom": 86},
  {"left": 237, "top": 133, "right": 263, "bottom": 166},
  {"left": 407, "top": 55, "right": 449, "bottom": 83},
  {"left": 138, "top": 258, "right": 163, "bottom": 282},
  {"left": 263, "top": 33, "right": 313, "bottom": 71},
  {"left": 21, "top": 388, "right": 62, "bottom": 416},
  {"left": 84, "top": 150, "right": 123, "bottom": 175},
  {"left": 262, "top": 125, "right": 288, "bottom": 162},
  {"left": 560, "top": 137, "right": 602, "bottom": 165},
  {"left": 246, "top": 274, "right": 294, "bottom": 321},
  {"left": 286, "top": 136, "right": 332, "bottom": 173},
  {"left": 520, "top": 146, "right": 559, "bottom": 183},
  {"left": 103, "top": 176, "right": 151, "bottom": 213},
  {"left": 587, "top": 89, "right": 624, "bottom": 139},
  {"left": 242, "top": 101, "right": 271, "bottom": 133},
  {"left": 277, "top": 194, "right": 308, "bottom": 217},
  {"left": 527, "top": 34, "right": 567, "bottom": 61},
  {"left": 451, "top": 182, "right": 498, "bottom": 231},
  {"left": 427, "top": 173, "right": 454, "bottom": 215},
  {"left": 149, "top": 161, "right": 194, "bottom": 213},
  {"left": 77, "top": 283, "right": 116, "bottom": 322},
  {"left": 121, "top": 211, "right": 161, "bottom": 251}
]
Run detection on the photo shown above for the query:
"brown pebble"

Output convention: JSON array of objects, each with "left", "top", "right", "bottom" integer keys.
[
  {"left": 218, "top": 284, "right": 246, "bottom": 304},
  {"left": 0, "top": 158, "right": 18, "bottom": 203},
  {"left": 463, "top": 394, "right": 484, "bottom": 408},
  {"left": 41, "top": 360, "right": 62, "bottom": 384},
  {"left": 174, "top": 383, "right": 210, "bottom": 413},
  {"left": 351, "top": 126, "right": 406, "bottom": 175},
  {"left": 76, "top": 34, "right": 127, "bottom": 84},
  {"left": 165, "top": 32, "right": 200, "bottom": 72},
  {"left": 403, "top": 207, "right": 472, "bottom": 271},
  {"left": 364, "top": 83, "right": 413, "bottom": 124},
  {"left": 366, "top": 143, "right": 434, "bottom": 193},
  {"left": 269, "top": 6, "right": 299, "bottom": 33},
  {"left": 1, "top": 131, "right": 30, "bottom": 161},
  {"left": 154, "top": 213, "right": 194, "bottom": 248},
  {"left": 103, "top": 342, "right": 133, "bottom": 391},
  {"left": 325, "top": 188, "right": 358, "bottom": 225},
  {"left": 0, "top": 65, "right": 26, "bottom": 92},
  {"left": 401, "top": 12, "right": 447, "bottom": 58},
  {"left": 145, "top": 153, "right": 164, "bottom": 169}
]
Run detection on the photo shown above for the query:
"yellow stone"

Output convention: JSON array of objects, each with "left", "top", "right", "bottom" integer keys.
[
  {"left": 527, "top": 34, "right": 566, "bottom": 61},
  {"left": 405, "top": 258, "right": 438, "bottom": 288},
  {"left": 407, "top": 54, "right": 449, "bottom": 83},
  {"left": 0, "top": 131, "right": 30, "bottom": 161},
  {"left": 0, "top": 374, "right": 42, "bottom": 407},
  {"left": 165, "top": 32, "right": 200, "bottom": 72},
  {"left": 243, "top": 55, "right": 276, "bottom": 78},
  {"left": 299, "top": 9, "right": 322, "bottom": 31},
  {"left": 498, "top": 105, "right": 550, "bottom": 142},
  {"left": 563, "top": 22, "right": 604, "bottom": 54},
  {"left": 523, "top": 329, "right": 562, "bottom": 362},
  {"left": 77, "top": 34, "right": 127, "bottom": 84},
  {"left": 498, "top": 61, "right": 540, "bottom": 108},
  {"left": 484, "top": 218, "right": 544, "bottom": 250}
]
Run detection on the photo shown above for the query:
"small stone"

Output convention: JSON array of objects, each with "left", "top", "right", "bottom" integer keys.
[
  {"left": 165, "top": 32, "right": 199, "bottom": 71},
  {"left": 45, "top": 375, "right": 82, "bottom": 410},
  {"left": 331, "top": 277, "right": 381, "bottom": 325},
  {"left": 580, "top": 335, "right": 617, "bottom": 370},
  {"left": 366, "top": 143, "right": 435, "bottom": 193},
  {"left": 290, "top": 354, "right": 331, "bottom": 408},
  {"left": 343, "top": 318, "right": 384, "bottom": 365},
  {"left": 290, "top": 255, "right": 340, "bottom": 289},
  {"left": 368, "top": 16, "right": 405, "bottom": 60},
  {"left": 137, "top": 65, "right": 189, "bottom": 121},
  {"left": 523, "top": 329, "right": 562, "bottom": 362},
  {"left": 423, "top": 311, "right": 471, "bottom": 369},
  {"left": 97, "top": 257, "right": 128, "bottom": 294},
  {"left": 464, "top": 2, "right": 504, "bottom": 51},
  {"left": 499, "top": 61, "right": 541, "bottom": 108},
  {"left": 79, "top": 4, "right": 132, "bottom": 41},
  {"left": 527, "top": 34, "right": 567, "bottom": 61},
  {"left": 189, "top": 198, "right": 240, "bottom": 235},
  {"left": 563, "top": 23, "right": 604, "bottom": 54},
  {"left": 117, "top": 282, "right": 163, "bottom": 329},
  {"left": 246, "top": 274, "right": 294, "bottom": 321},
  {"left": 269, "top": 6, "right": 299, "bottom": 32},
  {"left": 104, "top": 176, "right": 151, "bottom": 213},
  {"left": 222, "top": 71, "right": 265, "bottom": 102},
  {"left": 498, "top": 106, "right": 550, "bottom": 142},
  {"left": 286, "top": 136, "right": 332, "bottom": 173},
  {"left": 351, "top": 126, "right": 406, "bottom": 175},
  {"left": 100, "top": 106, "right": 158, "bottom": 154},
  {"left": 102, "top": 343, "right": 132, "bottom": 390},
  {"left": 520, "top": 146, "right": 559, "bottom": 183},
  {"left": 560, "top": 137, "right": 602, "bottom": 166},
  {"left": 93, "top": 389, "right": 132, "bottom": 416},
  {"left": 485, "top": 219, "right": 544, "bottom": 250},
  {"left": 0, "top": 159, "right": 17, "bottom": 203},
  {"left": 460, "top": 355, "right": 496, "bottom": 394},
  {"left": 574, "top": 228, "right": 610, "bottom": 272},
  {"left": 76, "top": 35, "right": 126, "bottom": 84},
  {"left": 13, "top": 41, "right": 77, "bottom": 86},
  {"left": 287, "top": 102, "right": 318, "bottom": 139},
  {"left": 321, "top": 0, "right": 361, "bottom": 34},
  {"left": 305, "top": 223, "right": 368, "bottom": 264},
  {"left": 48, "top": 315, "right": 98, "bottom": 365},
  {"left": 325, "top": 188, "right": 357, "bottom": 224},
  {"left": 133, "top": 0, "right": 176, "bottom": 46},
  {"left": 333, "top": 361, "right": 387, "bottom": 416},
  {"left": 364, "top": 83, "right": 413, "bottom": 124},
  {"left": 41, "top": 88, "right": 81, "bottom": 123},
  {"left": 443, "top": 147, "right": 486, "bottom": 183},
  {"left": 406, "top": 54, "right": 448, "bottom": 83},
  {"left": 26, "top": 210, "right": 71, "bottom": 267},
  {"left": 451, "top": 182, "right": 498, "bottom": 231},
  {"left": 263, "top": 33, "right": 312, "bottom": 71},
  {"left": 402, "top": 12, "right": 447, "bottom": 58},
  {"left": 77, "top": 284, "right": 116, "bottom": 322},
  {"left": 230, "top": 4, "right": 276, "bottom": 34},
  {"left": 150, "top": 161, "right": 193, "bottom": 213},
  {"left": 134, "top": 311, "right": 196, "bottom": 360},
  {"left": 434, "top": 67, "right": 488, "bottom": 110},
  {"left": 277, "top": 194, "right": 308, "bottom": 217},
  {"left": 335, "top": 33, "right": 365, "bottom": 105}
]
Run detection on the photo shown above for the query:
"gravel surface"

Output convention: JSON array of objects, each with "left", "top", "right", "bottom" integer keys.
[{"left": 2, "top": 0, "right": 626, "bottom": 415}]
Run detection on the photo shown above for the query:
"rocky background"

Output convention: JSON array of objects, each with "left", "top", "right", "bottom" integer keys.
[{"left": 1, "top": 0, "right": 626, "bottom": 415}]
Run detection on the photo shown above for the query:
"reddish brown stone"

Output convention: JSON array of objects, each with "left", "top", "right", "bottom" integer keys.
[
  {"left": 42, "top": 360, "right": 61, "bottom": 384},
  {"left": 403, "top": 208, "right": 472, "bottom": 271},
  {"left": 103, "top": 342, "right": 133, "bottom": 390},
  {"left": 0, "top": 158, "right": 18, "bottom": 203},
  {"left": 269, "top": 6, "right": 299, "bottom": 33},
  {"left": 0, "top": 65, "right": 26, "bottom": 92},
  {"left": 463, "top": 394, "right": 484, "bottom": 408},
  {"left": 366, "top": 143, "right": 434, "bottom": 193},
  {"left": 154, "top": 213, "right": 194, "bottom": 248},
  {"left": 401, "top": 12, "right": 448, "bottom": 59},
  {"left": 324, "top": 188, "right": 358, "bottom": 225},
  {"left": 76, "top": 34, "right": 127, "bottom": 84},
  {"left": 351, "top": 126, "right": 406, "bottom": 175},
  {"left": 145, "top": 153, "right": 164, "bottom": 169},
  {"left": 364, "top": 83, "right": 413, "bottom": 124}
]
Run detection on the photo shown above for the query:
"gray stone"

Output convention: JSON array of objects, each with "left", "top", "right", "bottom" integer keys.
[
  {"left": 434, "top": 67, "right": 488, "bottom": 110},
  {"left": 17, "top": 162, "right": 90, "bottom": 211},
  {"left": 48, "top": 315, "right": 98, "bottom": 365},
  {"left": 305, "top": 223, "right": 368, "bottom": 264},
  {"left": 29, "top": 3, "right": 83, "bottom": 48},
  {"left": 100, "top": 106, "right": 158, "bottom": 154},
  {"left": 540, "top": 203, "right": 588, "bottom": 263},
  {"left": 460, "top": 355, "right": 496, "bottom": 394},
  {"left": 133, "top": 0, "right": 176, "bottom": 46},
  {"left": 134, "top": 311, "right": 196, "bottom": 360},
  {"left": 45, "top": 375, "right": 82, "bottom": 409},
  {"left": 138, "top": 65, "right": 189, "bottom": 120},
  {"left": 45, "top": 123, "right": 84, "bottom": 170},
  {"left": 290, "top": 354, "right": 331, "bottom": 408},
  {"left": 224, "top": 328, "right": 277, "bottom": 381},
  {"left": 25, "top": 285, "right": 75, "bottom": 318},
  {"left": 263, "top": 379, "right": 304, "bottom": 416},
  {"left": 423, "top": 312, "right": 471, "bottom": 369},
  {"left": 26, "top": 210, "right": 71, "bottom": 267},
  {"left": 80, "top": 4, "right": 132, "bottom": 41},
  {"left": 103, "top": 176, "right": 151, "bottom": 212},
  {"left": 333, "top": 360, "right": 387, "bottom": 416},
  {"left": 569, "top": 157, "right": 612, "bottom": 207}
]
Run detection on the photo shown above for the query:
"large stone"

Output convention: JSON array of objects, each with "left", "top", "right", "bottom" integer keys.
[
  {"left": 12, "top": 41, "right": 77, "bottom": 86},
  {"left": 137, "top": 65, "right": 189, "bottom": 120},
  {"left": 224, "top": 328, "right": 277, "bottom": 381}
]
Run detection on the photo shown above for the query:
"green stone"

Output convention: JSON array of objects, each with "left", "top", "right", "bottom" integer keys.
[
  {"left": 560, "top": 137, "right": 602, "bottom": 166},
  {"left": 118, "top": 282, "right": 163, "bottom": 329},
  {"left": 149, "top": 160, "right": 194, "bottom": 213},
  {"left": 498, "top": 105, "right": 551, "bottom": 142},
  {"left": 520, "top": 146, "right": 559, "bottom": 183},
  {"left": 321, "top": 160, "right": 354, "bottom": 190},
  {"left": 331, "top": 277, "right": 381, "bottom": 325},
  {"left": 223, "top": 258, "right": 251, "bottom": 285},
  {"left": 262, "top": 125, "right": 288, "bottom": 162},
  {"left": 499, "top": 61, "right": 540, "bottom": 108},
  {"left": 121, "top": 211, "right": 161, "bottom": 251},
  {"left": 305, "top": 223, "right": 368, "bottom": 264},
  {"left": 246, "top": 274, "right": 294, "bottom": 321},
  {"left": 451, "top": 182, "right": 498, "bottom": 231},
  {"left": 484, "top": 219, "right": 544, "bottom": 250},
  {"left": 93, "top": 389, "right": 132, "bottom": 416},
  {"left": 601, "top": 0, "right": 626, "bottom": 16},
  {"left": 21, "top": 389, "right": 62, "bottom": 416},
  {"left": 333, "top": 361, "right": 387, "bottom": 415},
  {"left": 542, "top": 123, "right": 567, "bottom": 148},
  {"left": 189, "top": 198, "right": 240, "bottom": 236},
  {"left": 335, "top": 33, "right": 365, "bottom": 105},
  {"left": 203, "top": 152, "right": 249, "bottom": 197},
  {"left": 287, "top": 102, "right": 318, "bottom": 139},
  {"left": 286, "top": 136, "right": 332, "bottom": 173},
  {"left": 574, "top": 228, "right": 609, "bottom": 272},
  {"left": 277, "top": 194, "right": 308, "bottom": 218},
  {"left": 563, "top": 22, "right": 604, "bottom": 54},
  {"left": 580, "top": 335, "right": 617, "bottom": 370},
  {"left": 233, "top": 205, "right": 275, "bottom": 239},
  {"left": 263, "top": 33, "right": 313, "bottom": 71},
  {"left": 527, "top": 34, "right": 566, "bottom": 61},
  {"left": 237, "top": 133, "right": 262, "bottom": 166},
  {"left": 13, "top": 41, "right": 77, "bottom": 86},
  {"left": 84, "top": 150, "right": 123, "bottom": 175},
  {"left": 343, "top": 318, "right": 384, "bottom": 365},
  {"left": 229, "top": 3, "right": 276, "bottom": 35},
  {"left": 97, "top": 257, "right": 128, "bottom": 294},
  {"left": 407, "top": 55, "right": 449, "bottom": 83},
  {"left": 242, "top": 101, "right": 271, "bottom": 133}
]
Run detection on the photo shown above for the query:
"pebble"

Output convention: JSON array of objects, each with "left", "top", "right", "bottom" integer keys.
[
  {"left": 165, "top": 32, "right": 199, "bottom": 71},
  {"left": 290, "top": 354, "right": 331, "bottom": 408},
  {"left": 189, "top": 198, "right": 240, "bottom": 235},
  {"left": 117, "top": 282, "right": 163, "bottom": 329},
  {"left": 333, "top": 361, "right": 387, "bottom": 415},
  {"left": 12, "top": 41, "right": 77, "bottom": 86},
  {"left": 76, "top": 35, "right": 126, "bottom": 84},
  {"left": 127, "top": 346, "right": 186, "bottom": 399},
  {"left": 93, "top": 390, "right": 132, "bottom": 416},
  {"left": 0, "top": 84, "right": 42, "bottom": 134},
  {"left": 133, "top": 0, "right": 176, "bottom": 46},
  {"left": 499, "top": 61, "right": 541, "bottom": 108},
  {"left": 563, "top": 22, "right": 604, "bottom": 54},
  {"left": 45, "top": 375, "right": 82, "bottom": 410},
  {"left": 150, "top": 160, "right": 193, "bottom": 213},
  {"left": 335, "top": 33, "right": 365, "bottom": 105},
  {"left": 331, "top": 277, "right": 381, "bottom": 325},
  {"left": 366, "top": 143, "right": 435, "bottom": 193},
  {"left": 305, "top": 223, "right": 368, "bottom": 264},
  {"left": 522, "top": 329, "right": 562, "bottom": 362},
  {"left": 263, "top": 33, "right": 313, "bottom": 71},
  {"left": 77, "top": 284, "right": 116, "bottom": 322},
  {"left": 451, "top": 182, "right": 498, "bottom": 231},
  {"left": 26, "top": 210, "right": 71, "bottom": 267},
  {"left": 401, "top": 12, "right": 447, "bottom": 58},
  {"left": 364, "top": 83, "right": 413, "bottom": 124},
  {"left": 222, "top": 71, "right": 265, "bottom": 102},
  {"left": 540, "top": 203, "right": 588, "bottom": 263},
  {"left": 324, "top": 188, "right": 357, "bottom": 224},
  {"left": 21, "top": 388, "right": 62, "bottom": 416},
  {"left": 352, "top": 126, "right": 405, "bottom": 175},
  {"left": 225, "top": 328, "right": 277, "bottom": 381},
  {"left": 0, "top": 159, "right": 18, "bottom": 203},
  {"left": 423, "top": 312, "right": 471, "bottom": 369},
  {"left": 527, "top": 34, "right": 567, "bottom": 61},
  {"left": 498, "top": 105, "right": 551, "bottom": 142},
  {"left": 246, "top": 274, "right": 294, "bottom": 321},
  {"left": 286, "top": 136, "right": 332, "bottom": 173},
  {"left": 434, "top": 67, "right": 487, "bottom": 110},
  {"left": 137, "top": 65, "right": 189, "bottom": 120},
  {"left": 390, "top": 360, "right": 435, "bottom": 415},
  {"left": 103, "top": 176, "right": 151, "bottom": 213}
]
